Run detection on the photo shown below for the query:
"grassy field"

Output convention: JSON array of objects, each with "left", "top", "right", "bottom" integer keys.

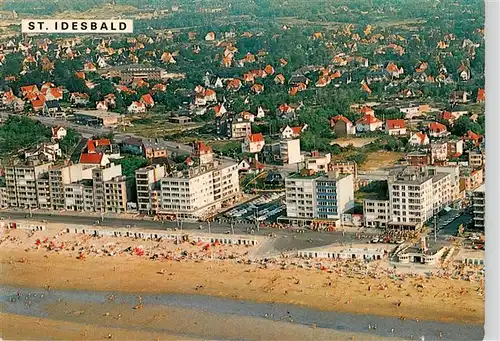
[
  {"left": 332, "top": 137, "right": 377, "bottom": 148},
  {"left": 359, "top": 151, "right": 405, "bottom": 171}
]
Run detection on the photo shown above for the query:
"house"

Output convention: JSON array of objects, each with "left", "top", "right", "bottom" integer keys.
[
  {"left": 428, "top": 122, "right": 450, "bottom": 138},
  {"left": 399, "top": 105, "right": 430, "bottom": 120},
  {"left": 458, "top": 64, "right": 471, "bottom": 81},
  {"left": 20, "top": 85, "right": 39, "bottom": 97},
  {"left": 463, "top": 130, "right": 483, "bottom": 146},
  {"left": 43, "top": 100, "right": 62, "bottom": 117},
  {"left": 142, "top": 138, "right": 169, "bottom": 159},
  {"left": 385, "top": 62, "right": 404, "bottom": 78},
  {"left": 476, "top": 88, "right": 485, "bottom": 103},
  {"left": 409, "top": 132, "right": 430, "bottom": 146},
  {"left": 96, "top": 101, "right": 109, "bottom": 111},
  {"left": 120, "top": 137, "right": 143, "bottom": 155},
  {"left": 24, "top": 142, "right": 62, "bottom": 162},
  {"left": 79, "top": 153, "right": 110, "bottom": 166},
  {"left": 449, "top": 91, "right": 470, "bottom": 104},
  {"left": 43, "top": 87, "right": 63, "bottom": 101},
  {"left": 315, "top": 77, "right": 329, "bottom": 87},
  {"left": 361, "top": 81, "right": 372, "bottom": 94},
  {"left": 264, "top": 65, "right": 275, "bottom": 75},
  {"left": 281, "top": 125, "right": 307, "bottom": 139},
  {"left": 128, "top": 101, "right": 146, "bottom": 114},
  {"left": 356, "top": 114, "right": 383, "bottom": 132},
  {"left": 214, "top": 103, "right": 227, "bottom": 117},
  {"left": 152, "top": 83, "right": 167, "bottom": 93},
  {"left": 140, "top": 94, "right": 155, "bottom": 108},
  {"left": 251, "top": 84, "right": 264, "bottom": 94},
  {"left": 104, "top": 94, "right": 117, "bottom": 108},
  {"left": 31, "top": 98, "right": 45, "bottom": 112},
  {"left": 256, "top": 106, "right": 265, "bottom": 119},
  {"left": 160, "top": 51, "right": 176, "bottom": 64},
  {"left": 83, "top": 62, "right": 96, "bottom": 72},
  {"left": 385, "top": 119, "right": 406, "bottom": 135},
  {"left": 205, "top": 32, "right": 216, "bottom": 41},
  {"left": 70, "top": 92, "right": 90, "bottom": 106},
  {"left": 51, "top": 126, "right": 67, "bottom": 141},
  {"left": 226, "top": 79, "right": 242, "bottom": 91},
  {"left": 330, "top": 115, "right": 355, "bottom": 136},
  {"left": 242, "top": 133, "right": 265, "bottom": 153}
]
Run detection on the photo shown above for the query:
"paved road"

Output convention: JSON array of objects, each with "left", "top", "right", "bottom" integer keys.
[
  {"left": 0, "top": 111, "right": 193, "bottom": 153},
  {"left": 0, "top": 211, "right": 378, "bottom": 251}
]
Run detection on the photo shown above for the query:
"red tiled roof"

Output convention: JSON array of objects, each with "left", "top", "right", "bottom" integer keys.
[
  {"left": 248, "top": 133, "right": 264, "bottom": 143},
  {"left": 31, "top": 99, "right": 45, "bottom": 109},
  {"left": 464, "top": 130, "right": 481, "bottom": 141},
  {"left": 386, "top": 119, "right": 405, "bottom": 129},
  {"left": 141, "top": 94, "right": 154, "bottom": 105},
  {"left": 440, "top": 111, "right": 454, "bottom": 121},
  {"left": 291, "top": 126, "right": 303, "bottom": 135},
  {"left": 477, "top": 88, "right": 485, "bottom": 102},
  {"left": 79, "top": 153, "right": 103, "bottom": 164},
  {"left": 428, "top": 122, "right": 447, "bottom": 132},
  {"left": 331, "top": 115, "right": 352, "bottom": 125},
  {"left": 357, "top": 114, "right": 381, "bottom": 125},
  {"left": 415, "top": 132, "right": 428, "bottom": 144}
]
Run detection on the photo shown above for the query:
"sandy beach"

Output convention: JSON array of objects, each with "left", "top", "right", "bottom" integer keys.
[{"left": 0, "top": 225, "right": 484, "bottom": 328}]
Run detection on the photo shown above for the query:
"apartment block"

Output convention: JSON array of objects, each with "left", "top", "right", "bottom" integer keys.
[
  {"left": 92, "top": 163, "right": 125, "bottom": 213},
  {"left": 104, "top": 175, "right": 128, "bottom": 213},
  {"left": 472, "top": 184, "right": 485, "bottom": 229},
  {"left": 0, "top": 185, "right": 8, "bottom": 208},
  {"left": 363, "top": 198, "right": 390, "bottom": 228},
  {"left": 285, "top": 171, "right": 354, "bottom": 223},
  {"left": 159, "top": 160, "right": 239, "bottom": 219},
  {"left": 48, "top": 163, "right": 89, "bottom": 210},
  {"left": 280, "top": 139, "right": 302, "bottom": 164},
  {"left": 4, "top": 160, "right": 126, "bottom": 213},
  {"left": 468, "top": 150, "right": 485, "bottom": 169},
  {"left": 5, "top": 161, "right": 52, "bottom": 208},
  {"left": 135, "top": 164, "right": 167, "bottom": 214},
  {"left": 387, "top": 168, "right": 454, "bottom": 230}
]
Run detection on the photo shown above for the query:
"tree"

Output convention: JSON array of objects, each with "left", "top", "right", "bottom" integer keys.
[{"left": 451, "top": 116, "right": 481, "bottom": 137}]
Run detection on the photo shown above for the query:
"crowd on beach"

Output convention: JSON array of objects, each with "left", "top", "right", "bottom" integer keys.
[{"left": 0, "top": 225, "right": 484, "bottom": 288}]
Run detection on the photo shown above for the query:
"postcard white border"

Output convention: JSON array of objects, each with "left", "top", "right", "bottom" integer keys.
[{"left": 484, "top": 0, "right": 500, "bottom": 340}]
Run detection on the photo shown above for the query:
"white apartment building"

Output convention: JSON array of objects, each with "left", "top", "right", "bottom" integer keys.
[
  {"left": 135, "top": 164, "right": 167, "bottom": 214},
  {"left": 0, "top": 186, "right": 8, "bottom": 208},
  {"left": 64, "top": 181, "right": 94, "bottom": 212},
  {"left": 159, "top": 160, "right": 239, "bottom": 219},
  {"left": 5, "top": 162, "right": 52, "bottom": 208},
  {"left": 285, "top": 172, "right": 354, "bottom": 223},
  {"left": 104, "top": 175, "right": 128, "bottom": 213},
  {"left": 472, "top": 184, "right": 485, "bottom": 229},
  {"left": 387, "top": 169, "right": 453, "bottom": 230},
  {"left": 280, "top": 139, "right": 302, "bottom": 164},
  {"left": 4, "top": 161, "right": 126, "bottom": 213},
  {"left": 92, "top": 163, "right": 125, "bottom": 213},
  {"left": 363, "top": 198, "right": 390, "bottom": 228}
]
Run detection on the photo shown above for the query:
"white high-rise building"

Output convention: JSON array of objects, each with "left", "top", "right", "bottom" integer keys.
[
  {"left": 387, "top": 168, "right": 454, "bottom": 230},
  {"left": 159, "top": 160, "right": 239, "bottom": 219},
  {"left": 284, "top": 171, "right": 354, "bottom": 223}
]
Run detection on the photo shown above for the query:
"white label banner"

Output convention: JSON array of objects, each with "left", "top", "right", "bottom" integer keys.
[{"left": 21, "top": 19, "right": 134, "bottom": 34}]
